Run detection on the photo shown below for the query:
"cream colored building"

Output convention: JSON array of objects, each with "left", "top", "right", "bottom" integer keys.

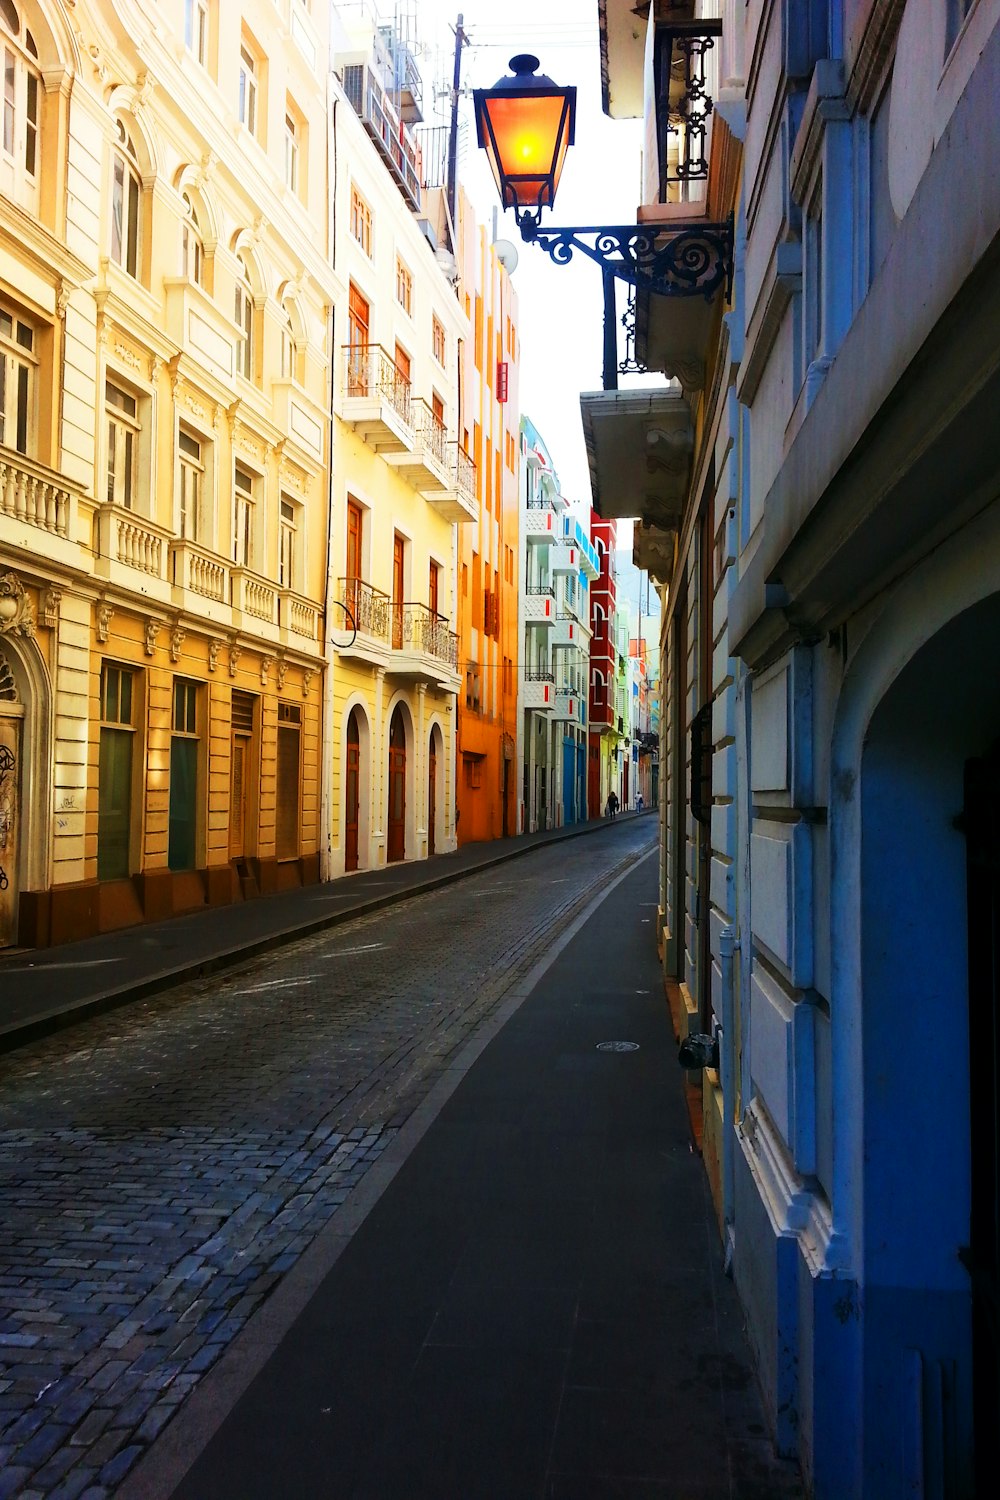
[
  {"left": 326, "top": 7, "right": 471, "bottom": 875},
  {"left": 0, "top": 0, "right": 336, "bottom": 946}
]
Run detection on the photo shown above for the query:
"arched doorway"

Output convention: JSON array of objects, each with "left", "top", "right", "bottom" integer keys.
[
  {"left": 387, "top": 707, "right": 406, "bottom": 862},
  {"left": 345, "top": 710, "right": 360, "bottom": 872},
  {"left": 0, "top": 657, "right": 24, "bottom": 948},
  {"left": 427, "top": 734, "right": 436, "bottom": 857},
  {"left": 855, "top": 593, "right": 1000, "bottom": 1494}
]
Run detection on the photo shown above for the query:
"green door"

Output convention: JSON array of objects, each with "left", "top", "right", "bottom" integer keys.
[
  {"left": 98, "top": 727, "right": 132, "bottom": 880},
  {"left": 168, "top": 736, "right": 198, "bottom": 871}
]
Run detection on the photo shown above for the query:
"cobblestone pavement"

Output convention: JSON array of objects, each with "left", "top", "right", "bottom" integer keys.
[{"left": 0, "top": 822, "right": 655, "bottom": 1498}]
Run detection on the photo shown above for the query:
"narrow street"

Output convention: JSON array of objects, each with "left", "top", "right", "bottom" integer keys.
[{"left": 0, "top": 824, "right": 637, "bottom": 1493}]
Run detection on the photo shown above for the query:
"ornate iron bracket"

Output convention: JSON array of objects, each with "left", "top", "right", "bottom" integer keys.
[{"left": 516, "top": 212, "right": 733, "bottom": 302}]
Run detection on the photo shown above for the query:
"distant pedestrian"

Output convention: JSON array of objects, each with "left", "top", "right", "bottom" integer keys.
[
  {"left": 636, "top": 793, "right": 644, "bottom": 813},
  {"left": 605, "top": 790, "right": 619, "bottom": 820}
]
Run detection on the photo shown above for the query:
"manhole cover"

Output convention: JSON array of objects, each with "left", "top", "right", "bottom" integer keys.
[{"left": 596, "top": 1041, "right": 640, "bottom": 1053}]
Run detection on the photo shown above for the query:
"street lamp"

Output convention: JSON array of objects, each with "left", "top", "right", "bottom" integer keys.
[{"left": 473, "top": 54, "right": 733, "bottom": 389}]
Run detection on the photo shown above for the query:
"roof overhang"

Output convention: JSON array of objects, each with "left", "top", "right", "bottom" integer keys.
[
  {"left": 598, "top": 0, "right": 648, "bottom": 119},
  {"left": 580, "top": 386, "right": 693, "bottom": 530}
]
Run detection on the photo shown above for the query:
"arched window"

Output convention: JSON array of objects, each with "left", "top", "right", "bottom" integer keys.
[
  {"left": 1, "top": 1, "right": 39, "bottom": 206},
  {"left": 234, "top": 255, "right": 254, "bottom": 381},
  {"left": 111, "top": 119, "right": 142, "bottom": 278},
  {"left": 180, "top": 192, "right": 203, "bottom": 285}
]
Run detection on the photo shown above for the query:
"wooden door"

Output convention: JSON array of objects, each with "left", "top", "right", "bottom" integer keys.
[
  {"left": 230, "top": 690, "right": 255, "bottom": 861},
  {"left": 347, "top": 498, "right": 362, "bottom": 615},
  {"left": 392, "top": 533, "right": 404, "bottom": 649},
  {"left": 387, "top": 710, "right": 405, "bottom": 862},
  {"left": 348, "top": 283, "right": 370, "bottom": 394},
  {"left": 346, "top": 712, "right": 360, "bottom": 872},
  {"left": 394, "top": 342, "right": 411, "bottom": 382},
  {"left": 429, "top": 560, "right": 440, "bottom": 620},
  {"left": 0, "top": 715, "right": 21, "bottom": 948},
  {"left": 427, "top": 738, "right": 436, "bottom": 857}
]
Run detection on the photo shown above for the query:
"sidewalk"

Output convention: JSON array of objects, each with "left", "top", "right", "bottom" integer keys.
[
  {"left": 0, "top": 813, "right": 644, "bottom": 1054},
  {"left": 126, "top": 853, "right": 803, "bottom": 1499}
]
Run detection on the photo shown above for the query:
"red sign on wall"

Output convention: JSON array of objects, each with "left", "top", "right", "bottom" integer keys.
[{"left": 497, "top": 361, "right": 509, "bottom": 402}]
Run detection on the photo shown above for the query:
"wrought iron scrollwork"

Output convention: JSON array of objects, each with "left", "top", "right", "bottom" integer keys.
[
  {"left": 618, "top": 285, "right": 647, "bottom": 376},
  {"left": 0, "top": 742, "right": 14, "bottom": 892},
  {"left": 517, "top": 215, "right": 733, "bottom": 302}
]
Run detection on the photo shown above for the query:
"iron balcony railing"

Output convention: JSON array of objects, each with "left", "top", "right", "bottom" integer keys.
[
  {"left": 342, "top": 63, "right": 421, "bottom": 210},
  {"left": 526, "top": 583, "right": 555, "bottom": 597},
  {"left": 340, "top": 577, "right": 390, "bottom": 642},
  {"left": 453, "top": 443, "right": 476, "bottom": 500},
  {"left": 343, "top": 345, "right": 412, "bottom": 428},
  {"left": 655, "top": 18, "right": 722, "bottom": 197},
  {"left": 525, "top": 666, "right": 555, "bottom": 682},
  {"left": 391, "top": 602, "right": 458, "bottom": 668},
  {"left": 413, "top": 400, "right": 448, "bottom": 468}
]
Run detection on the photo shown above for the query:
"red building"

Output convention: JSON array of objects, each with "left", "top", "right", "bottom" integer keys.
[{"left": 588, "top": 511, "right": 620, "bottom": 816}]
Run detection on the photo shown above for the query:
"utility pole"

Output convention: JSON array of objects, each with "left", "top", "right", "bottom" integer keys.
[{"left": 447, "top": 14, "right": 467, "bottom": 228}]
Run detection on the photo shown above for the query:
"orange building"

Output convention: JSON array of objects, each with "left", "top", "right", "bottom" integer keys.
[{"left": 453, "top": 190, "right": 521, "bottom": 844}]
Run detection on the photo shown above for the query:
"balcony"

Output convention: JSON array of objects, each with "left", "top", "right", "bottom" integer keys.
[
  {"left": 524, "top": 507, "right": 558, "bottom": 543},
  {"left": 429, "top": 444, "right": 478, "bottom": 524},
  {"left": 95, "top": 502, "right": 171, "bottom": 602},
  {"left": 580, "top": 388, "right": 693, "bottom": 534},
  {"left": 1, "top": 448, "right": 83, "bottom": 565},
  {"left": 524, "top": 584, "right": 555, "bottom": 626},
  {"left": 342, "top": 346, "right": 413, "bottom": 454},
  {"left": 564, "top": 516, "right": 601, "bottom": 580},
  {"left": 387, "top": 602, "right": 460, "bottom": 687},
  {"left": 553, "top": 688, "right": 584, "bottom": 724},
  {"left": 523, "top": 668, "right": 554, "bottom": 711},
  {"left": 553, "top": 613, "right": 580, "bottom": 649},
  {"left": 280, "top": 591, "right": 320, "bottom": 642},
  {"left": 336, "top": 577, "right": 391, "bottom": 665},
  {"left": 231, "top": 567, "right": 278, "bottom": 628},
  {"left": 170, "top": 540, "right": 231, "bottom": 625},
  {"left": 550, "top": 541, "right": 580, "bottom": 575},
  {"left": 342, "top": 63, "right": 422, "bottom": 211},
  {"left": 384, "top": 400, "right": 450, "bottom": 496}
]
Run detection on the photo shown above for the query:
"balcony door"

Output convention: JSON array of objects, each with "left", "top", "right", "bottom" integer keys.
[
  {"left": 427, "top": 734, "right": 437, "bottom": 857},
  {"left": 387, "top": 707, "right": 406, "bottom": 863},
  {"left": 230, "top": 690, "right": 256, "bottom": 863},
  {"left": 347, "top": 497, "right": 363, "bottom": 621},
  {"left": 0, "top": 710, "right": 21, "bottom": 948},
  {"left": 392, "top": 533, "right": 405, "bottom": 650},
  {"left": 348, "top": 283, "right": 369, "bottom": 395},
  {"left": 346, "top": 710, "right": 360, "bottom": 873}
]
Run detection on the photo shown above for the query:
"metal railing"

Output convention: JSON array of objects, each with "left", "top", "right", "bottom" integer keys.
[
  {"left": 655, "top": 19, "right": 722, "bottom": 196},
  {"left": 391, "top": 602, "right": 458, "bottom": 668},
  {"left": 413, "top": 400, "right": 448, "bottom": 468},
  {"left": 341, "top": 577, "right": 391, "bottom": 642},
  {"left": 342, "top": 63, "right": 421, "bottom": 210},
  {"left": 343, "top": 345, "right": 412, "bottom": 428},
  {"left": 526, "top": 583, "right": 555, "bottom": 597},
  {"left": 525, "top": 666, "right": 555, "bottom": 682},
  {"left": 453, "top": 444, "right": 476, "bottom": 500}
]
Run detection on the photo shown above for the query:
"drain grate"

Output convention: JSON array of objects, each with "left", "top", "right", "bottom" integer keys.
[{"left": 596, "top": 1040, "right": 640, "bottom": 1052}]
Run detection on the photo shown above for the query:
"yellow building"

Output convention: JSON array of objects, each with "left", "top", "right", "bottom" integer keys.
[
  {"left": 0, "top": 0, "right": 336, "bottom": 947},
  {"left": 452, "top": 188, "right": 521, "bottom": 845},
  {"left": 326, "top": 11, "right": 471, "bottom": 873}
]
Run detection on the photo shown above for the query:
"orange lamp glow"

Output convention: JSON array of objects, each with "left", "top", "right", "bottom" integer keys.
[{"left": 473, "top": 55, "right": 576, "bottom": 224}]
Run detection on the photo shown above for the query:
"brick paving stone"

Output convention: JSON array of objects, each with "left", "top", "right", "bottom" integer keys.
[{"left": 0, "top": 827, "right": 653, "bottom": 1493}]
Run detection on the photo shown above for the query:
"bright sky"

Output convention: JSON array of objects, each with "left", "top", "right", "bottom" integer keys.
[{"left": 415, "top": 1, "right": 648, "bottom": 541}]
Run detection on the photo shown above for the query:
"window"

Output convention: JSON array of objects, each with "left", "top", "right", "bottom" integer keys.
[
  {"left": 98, "top": 663, "right": 136, "bottom": 881},
  {"left": 432, "top": 314, "right": 446, "bottom": 366},
  {"left": 106, "top": 381, "right": 138, "bottom": 509},
  {"left": 238, "top": 40, "right": 258, "bottom": 137},
  {"left": 169, "top": 678, "right": 199, "bottom": 872},
  {"left": 111, "top": 120, "right": 142, "bottom": 278},
  {"left": 279, "top": 302, "right": 295, "bottom": 380},
  {"left": 396, "top": 258, "right": 412, "bottom": 315},
  {"left": 0, "top": 302, "right": 35, "bottom": 455},
  {"left": 804, "top": 190, "right": 823, "bottom": 365},
  {"left": 235, "top": 255, "right": 254, "bottom": 380},
  {"left": 394, "top": 342, "right": 411, "bottom": 385},
  {"left": 1, "top": 2, "right": 38, "bottom": 203},
  {"left": 279, "top": 497, "right": 297, "bottom": 589},
  {"left": 429, "top": 559, "right": 440, "bottom": 618},
  {"left": 284, "top": 103, "right": 299, "bottom": 194},
  {"left": 184, "top": 0, "right": 208, "bottom": 65},
  {"left": 178, "top": 428, "right": 204, "bottom": 541},
  {"left": 233, "top": 462, "right": 255, "bottom": 567},
  {"left": 350, "top": 186, "right": 372, "bottom": 255},
  {"left": 180, "top": 192, "right": 203, "bottom": 284}
]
